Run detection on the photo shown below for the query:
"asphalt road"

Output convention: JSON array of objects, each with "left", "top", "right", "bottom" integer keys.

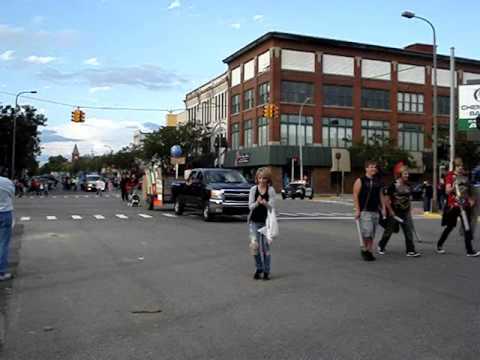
[{"left": 1, "top": 191, "right": 480, "bottom": 360}]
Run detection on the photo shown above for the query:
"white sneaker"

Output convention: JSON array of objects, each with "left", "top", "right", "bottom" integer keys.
[
  {"left": 0, "top": 273, "right": 12, "bottom": 281},
  {"left": 436, "top": 247, "right": 446, "bottom": 254},
  {"left": 406, "top": 252, "right": 421, "bottom": 257},
  {"left": 466, "top": 251, "right": 480, "bottom": 257},
  {"left": 377, "top": 247, "right": 385, "bottom": 255}
]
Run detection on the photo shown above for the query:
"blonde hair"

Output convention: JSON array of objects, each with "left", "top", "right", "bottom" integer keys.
[
  {"left": 454, "top": 157, "right": 463, "bottom": 170},
  {"left": 395, "top": 165, "right": 409, "bottom": 179},
  {"left": 255, "top": 167, "right": 272, "bottom": 185}
]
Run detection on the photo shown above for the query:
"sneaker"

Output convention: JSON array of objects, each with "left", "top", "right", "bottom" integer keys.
[
  {"left": 436, "top": 247, "right": 446, "bottom": 254},
  {"left": 406, "top": 252, "right": 421, "bottom": 257},
  {"left": 377, "top": 246, "right": 385, "bottom": 255},
  {"left": 361, "top": 249, "right": 369, "bottom": 261},
  {"left": 263, "top": 273, "right": 270, "bottom": 281},
  {"left": 0, "top": 273, "right": 12, "bottom": 281},
  {"left": 466, "top": 251, "right": 480, "bottom": 257},
  {"left": 253, "top": 271, "right": 262, "bottom": 280},
  {"left": 365, "top": 251, "right": 376, "bottom": 261}
]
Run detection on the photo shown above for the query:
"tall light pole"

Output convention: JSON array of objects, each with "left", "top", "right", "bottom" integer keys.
[
  {"left": 11, "top": 90, "right": 37, "bottom": 179},
  {"left": 402, "top": 10, "right": 438, "bottom": 212},
  {"left": 298, "top": 97, "right": 310, "bottom": 182}
]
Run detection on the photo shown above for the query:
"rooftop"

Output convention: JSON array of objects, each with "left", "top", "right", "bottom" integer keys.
[{"left": 223, "top": 31, "right": 480, "bottom": 67}]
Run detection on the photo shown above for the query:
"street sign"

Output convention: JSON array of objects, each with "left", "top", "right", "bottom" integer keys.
[
  {"left": 458, "top": 84, "right": 480, "bottom": 131},
  {"left": 170, "top": 156, "right": 186, "bottom": 165}
]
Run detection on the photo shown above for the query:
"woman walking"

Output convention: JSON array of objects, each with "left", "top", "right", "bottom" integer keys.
[{"left": 248, "top": 167, "right": 276, "bottom": 280}]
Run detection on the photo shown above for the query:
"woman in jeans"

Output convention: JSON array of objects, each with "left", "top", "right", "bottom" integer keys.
[{"left": 248, "top": 167, "right": 276, "bottom": 280}]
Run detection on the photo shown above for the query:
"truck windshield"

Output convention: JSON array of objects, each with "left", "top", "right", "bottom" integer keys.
[{"left": 205, "top": 170, "right": 247, "bottom": 184}]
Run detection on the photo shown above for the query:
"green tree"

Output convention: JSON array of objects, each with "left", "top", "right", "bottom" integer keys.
[
  {"left": 0, "top": 105, "right": 46, "bottom": 176},
  {"left": 39, "top": 155, "right": 69, "bottom": 174},
  {"left": 349, "top": 134, "right": 414, "bottom": 172}
]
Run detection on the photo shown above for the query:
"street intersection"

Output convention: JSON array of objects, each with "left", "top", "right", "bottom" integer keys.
[{"left": 1, "top": 190, "right": 479, "bottom": 360}]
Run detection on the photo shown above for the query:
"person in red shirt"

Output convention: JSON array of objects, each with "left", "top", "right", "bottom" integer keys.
[{"left": 437, "top": 158, "right": 480, "bottom": 257}]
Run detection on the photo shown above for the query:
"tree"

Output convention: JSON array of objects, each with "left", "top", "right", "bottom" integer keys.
[
  {"left": 39, "top": 155, "right": 69, "bottom": 174},
  {"left": 349, "top": 134, "right": 414, "bottom": 173},
  {"left": 0, "top": 105, "right": 46, "bottom": 176},
  {"left": 142, "top": 123, "right": 210, "bottom": 167}
]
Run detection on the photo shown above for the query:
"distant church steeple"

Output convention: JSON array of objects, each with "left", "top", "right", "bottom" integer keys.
[{"left": 72, "top": 144, "right": 80, "bottom": 162}]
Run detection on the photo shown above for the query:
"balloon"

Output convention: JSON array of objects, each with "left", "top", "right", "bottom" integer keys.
[{"left": 170, "top": 145, "right": 182, "bottom": 157}]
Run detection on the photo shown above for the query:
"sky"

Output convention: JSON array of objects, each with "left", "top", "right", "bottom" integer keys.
[{"left": 1, "top": 0, "right": 479, "bottom": 163}]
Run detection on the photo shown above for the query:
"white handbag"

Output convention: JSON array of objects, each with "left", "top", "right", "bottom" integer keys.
[{"left": 258, "top": 209, "right": 279, "bottom": 243}]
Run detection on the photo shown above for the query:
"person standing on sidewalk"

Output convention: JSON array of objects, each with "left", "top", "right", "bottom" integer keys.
[
  {"left": 353, "top": 160, "right": 386, "bottom": 261},
  {"left": 0, "top": 172, "right": 15, "bottom": 281},
  {"left": 248, "top": 167, "right": 276, "bottom": 280},
  {"left": 378, "top": 164, "right": 421, "bottom": 257},
  {"left": 437, "top": 158, "right": 480, "bottom": 257}
]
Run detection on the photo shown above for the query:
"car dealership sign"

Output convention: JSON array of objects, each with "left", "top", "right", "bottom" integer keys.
[{"left": 458, "top": 84, "right": 480, "bottom": 130}]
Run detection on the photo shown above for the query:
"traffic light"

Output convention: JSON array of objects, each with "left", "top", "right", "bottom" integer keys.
[
  {"left": 71, "top": 108, "right": 86, "bottom": 123},
  {"left": 263, "top": 104, "right": 275, "bottom": 118},
  {"left": 273, "top": 105, "right": 279, "bottom": 120}
]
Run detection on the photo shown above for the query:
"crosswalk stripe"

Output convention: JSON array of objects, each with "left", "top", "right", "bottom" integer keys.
[
  {"left": 84, "top": 195, "right": 89, "bottom": 198},
  {"left": 29, "top": 196, "right": 34, "bottom": 199},
  {"left": 116, "top": 214, "right": 128, "bottom": 219},
  {"left": 279, "top": 212, "right": 300, "bottom": 216},
  {"left": 72, "top": 215, "right": 82, "bottom": 220},
  {"left": 46, "top": 216, "right": 57, "bottom": 220},
  {"left": 162, "top": 213, "right": 177, "bottom": 218},
  {"left": 105, "top": 195, "right": 110, "bottom": 198},
  {"left": 93, "top": 214, "right": 105, "bottom": 220},
  {"left": 75, "top": 196, "right": 79, "bottom": 199},
  {"left": 52, "top": 196, "right": 57, "bottom": 198},
  {"left": 64, "top": 195, "right": 69, "bottom": 198},
  {"left": 138, "top": 213, "right": 152, "bottom": 218},
  {"left": 20, "top": 216, "right": 30, "bottom": 221}
]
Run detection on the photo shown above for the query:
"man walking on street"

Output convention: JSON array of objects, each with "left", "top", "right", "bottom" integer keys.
[
  {"left": 0, "top": 171, "right": 15, "bottom": 281},
  {"left": 353, "top": 160, "right": 386, "bottom": 261}
]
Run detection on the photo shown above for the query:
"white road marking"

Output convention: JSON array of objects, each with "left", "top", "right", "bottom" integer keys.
[
  {"left": 116, "top": 214, "right": 128, "bottom": 219},
  {"left": 115, "top": 195, "right": 120, "bottom": 198},
  {"left": 72, "top": 215, "right": 82, "bottom": 220},
  {"left": 52, "top": 196, "right": 57, "bottom": 199},
  {"left": 84, "top": 195, "right": 89, "bottom": 198},
  {"left": 320, "top": 199, "right": 353, "bottom": 206},
  {"left": 279, "top": 212, "right": 301, "bottom": 216},
  {"left": 64, "top": 196, "right": 69, "bottom": 198},
  {"left": 138, "top": 214, "right": 152, "bottom": 218},
  {"left": 20, "top": 216, "right": 30, "bottom": 221},
  {"left": 162, "top": 213, "right": 177, "bottom": 218},
  {"left": 75, "top": 196, "right": 79, "bottom": 199},
  {"left": 105, "top": 195, "right": 110, "bottom": 198},
  {"left": 29, "top": 196, "right": 34, "bottom": 199},
  {"left": 277, "top": 216, "right": 354, "bottom": 221},
  {"left": 46, "top": 216, "right": 57, "bottom": 220},
  {"left": 93, "top": 214, "right": 105, "bottom": 220}
]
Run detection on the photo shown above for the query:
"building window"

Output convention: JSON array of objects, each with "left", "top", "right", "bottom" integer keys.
[
  {"left": 281, "top": 81, "right": 314, "bottom": 104},
  {"left": 258, "top": 82, "right": 270, "bottom": 105},
  {"left": 398, "top": 123, "right": 424, "bottom": 151},
  {"left": 438, "top": 95, "right": 450, "bottom": 115},
  {"left": 361, "top": 88, "right": 390, "bottom": 110},
  {"left": 280, "top": 114, "right": 313, "bottom": 146},
  {"left": 323, "top": 85, "right": 353, "bottom": 107},
  {"left": 243, "top": 89, "right": 254, "bottom": 110},
  {"left": 398, "top": 92, "right": 424, "bottom": 113},
  {"left": 322, "top": 117, "right": 353, "bottom": 148},
  {"left": 244, "top": 120, "right": 253, "bottom": 148},
  {"left": 361, "top": 120, "right": 390, "bottom": 144},
  {"left": 231, "top": 94, "right": 240, "bottom": 114},
  {"left": 231, "top": 123, "right": 240, "bottom": 150},
  {"left": 257, "top": 117, "right": 269, "bottom": 146}
]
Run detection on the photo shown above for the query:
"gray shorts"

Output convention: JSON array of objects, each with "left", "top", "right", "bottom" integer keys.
[{"left": 359, "top": 211, "right": 379, "bottom": 239}]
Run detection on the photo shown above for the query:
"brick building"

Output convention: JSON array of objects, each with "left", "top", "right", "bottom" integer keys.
[{"left": 222, "top": 32, "right": 480, "bottom": 192}]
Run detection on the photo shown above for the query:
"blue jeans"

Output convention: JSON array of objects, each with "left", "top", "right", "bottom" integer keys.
[
  {"left": 249, "top": 222, "right": 271, "bottom": 273},
  {"left": 0, "top": 211, "right": 12, "bottom": 274}
]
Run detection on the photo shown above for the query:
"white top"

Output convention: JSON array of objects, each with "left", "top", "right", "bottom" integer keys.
[{"left": 0, "top": 176, "right": 15, "bottom": 212}]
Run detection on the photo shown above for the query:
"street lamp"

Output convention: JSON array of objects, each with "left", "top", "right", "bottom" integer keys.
[
  {"left": 402, "top": 10, "right": 438, "bottom": 212},
  {"left": 298, "top": 97, "right": 310, "bottom": 182},
  {"left": 11, "top": 90, "right": 37, "bottom": 179}
]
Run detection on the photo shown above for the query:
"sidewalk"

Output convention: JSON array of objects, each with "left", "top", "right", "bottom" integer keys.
[{"left": 0, "top": 223, "right": 22, "bottom": 348}]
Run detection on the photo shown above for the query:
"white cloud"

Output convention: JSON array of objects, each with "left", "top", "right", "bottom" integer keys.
[
  {"left": 84, "top": 57, "right": 100, "bottom": 66},
  {"left": 41, "top": 118, "right": 153, "bottom": 158},
  {"left": 0, "top": 50, "right": 15, "bottom": 61},
  {"left": 231, "top": 23, "right": 241, "bottom": 29},
  {"left": 89, "top": 86, "right": 111, "bottom": 94},
  {"left": 168, "top": 0, "right": 181, "bottom": 10},
  {"left": 253, "top": 15, "right": 264, "bottom": 22},
  {"left": 25, "top": 55, "right": 56, "bottom": 64}
]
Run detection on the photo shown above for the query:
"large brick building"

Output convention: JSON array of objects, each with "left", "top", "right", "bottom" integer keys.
[{"left": 222, "top": 32, "right": 480, "bottom": 192}]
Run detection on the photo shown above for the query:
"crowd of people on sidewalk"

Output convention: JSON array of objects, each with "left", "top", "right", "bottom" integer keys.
[{"left": 353, "top": 157, "right": 480, "bottom": 262}]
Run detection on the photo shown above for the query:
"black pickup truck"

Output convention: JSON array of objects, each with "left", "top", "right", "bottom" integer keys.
[{"left": 171, "top": 168, "right": 252, "bottom": 221}]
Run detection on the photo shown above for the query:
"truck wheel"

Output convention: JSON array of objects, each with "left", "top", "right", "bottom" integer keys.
[
  {"left": 174, "top": 198, "right": 184, "bottom": 215},
  {"left": 203, "top": 204, "right": 213, "bottom": 222}
]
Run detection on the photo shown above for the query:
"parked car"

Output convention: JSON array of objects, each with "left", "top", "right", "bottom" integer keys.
[
  {"left": 171, "top": 168, "right": 251, "bottom": 221},
  {"left": 281, "top": 181, "right": 314, "bottom": 200}
]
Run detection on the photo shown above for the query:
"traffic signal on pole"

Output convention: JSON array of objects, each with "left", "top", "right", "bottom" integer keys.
[
  {"left": 79, "top": 109, "right": 85, "bottom": 123},
  {"left": 263, "top": 104, "right": 274, "bottom": 118},
  {"left": 273, "top": 105, "right": 279, "bottom": 120}
]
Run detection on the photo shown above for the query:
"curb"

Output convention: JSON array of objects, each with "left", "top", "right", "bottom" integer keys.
[{"left": 423, "top": 212, "right": 442, "bottom": 219}]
